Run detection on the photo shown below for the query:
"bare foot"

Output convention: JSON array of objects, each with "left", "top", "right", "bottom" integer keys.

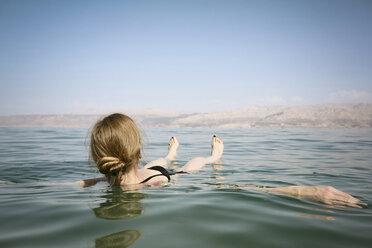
[
  {"left": 165, "top": 136, "right": 179, "bottom": 161},
  {"left": 144, "top": 137, "right": 179, "bottom": 169},
  {"left": 178, "top": 135, "right": 224, "bottom": 172},
  {"left": 204, "top": 135, "right": 224, "bottom": 164},
  {"left": 211, "top": 135, "right": 223, "bottom": 159}
]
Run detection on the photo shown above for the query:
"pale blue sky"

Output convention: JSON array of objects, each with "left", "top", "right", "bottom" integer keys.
[{"left": 0, "top": 0, "right": 371, "bottom": 114}]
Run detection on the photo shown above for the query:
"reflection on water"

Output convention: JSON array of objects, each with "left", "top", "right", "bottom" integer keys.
[
  {"left": 92, "top": 188, "right": 147, "bottom": 220},
  {"left": 296, "top": 213, "right": 335, "bottom": 220},
  {"left": 210, "top": 161, "right": 225, "bottom": 185},
  {"left": 92, "top": 188, "right": 145, "bottom": 247},
  {"left": 95, "top": 229, "right": 141, "bottom": 248}
]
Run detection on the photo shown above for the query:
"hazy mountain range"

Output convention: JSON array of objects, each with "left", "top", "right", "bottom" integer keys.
[{"left": 1, "top": 103, "right": 371, "bottom": 129}]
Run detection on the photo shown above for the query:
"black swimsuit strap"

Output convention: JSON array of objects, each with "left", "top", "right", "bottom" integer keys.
[
  {"left": 148, "top": 166, "right": 171, "bottom": 180},
  {"left": 149, "top": 166, "right": 187, "bottom": 176},
  {"left": 140, "top": 166, "right": 171, "bottom": 184}
]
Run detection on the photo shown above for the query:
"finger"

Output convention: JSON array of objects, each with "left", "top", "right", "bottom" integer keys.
[
  {"left": 330, "top": 199, "right": 363, "bottom": 209},
  {"left": 332, "top": 190, "right": 362, "bottom": 204},
  {"left": 341, "top": 193, "right": 362, "bottom": 204}
]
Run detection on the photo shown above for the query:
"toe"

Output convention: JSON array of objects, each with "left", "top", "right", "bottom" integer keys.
[
  {"left": 169, "top": 136, "right": 179, "bottom": 148},
  {"left": 214, "top": 135, "right": 222, "bottom": 144}
]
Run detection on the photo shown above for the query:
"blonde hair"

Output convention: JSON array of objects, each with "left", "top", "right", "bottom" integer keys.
[{"left": 90, "top": 113, "right": 142, "bottom": 185}]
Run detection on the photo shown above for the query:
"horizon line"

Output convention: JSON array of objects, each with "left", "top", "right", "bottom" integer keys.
[{"left": 1, "top": 102, "right": 371, "bottom": 116}]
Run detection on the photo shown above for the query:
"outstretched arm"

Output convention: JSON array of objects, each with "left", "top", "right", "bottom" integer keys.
[
  {"left": 77, "top": 177, "right": 107, "bottom": 187},
  {"left": 257, "top": 185, "right": 364, "bottom": 208}
]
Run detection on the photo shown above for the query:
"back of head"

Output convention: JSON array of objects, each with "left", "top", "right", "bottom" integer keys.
[{"left": 90, "top": 113, "right": 142, "bottom": 183}]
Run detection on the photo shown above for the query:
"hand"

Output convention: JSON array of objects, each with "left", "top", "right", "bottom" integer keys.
[{"left": 307, "top": 185, "right": 364, "bottom": 208}]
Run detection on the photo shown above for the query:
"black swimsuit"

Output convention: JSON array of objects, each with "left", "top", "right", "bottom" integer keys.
[{"left": 140, "top": 166, "right": 186, "bottom": 184}]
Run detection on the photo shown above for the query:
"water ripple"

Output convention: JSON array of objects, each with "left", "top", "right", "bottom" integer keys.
[{"left": 0, "top": 128, "right": 371, "bottom": 247}]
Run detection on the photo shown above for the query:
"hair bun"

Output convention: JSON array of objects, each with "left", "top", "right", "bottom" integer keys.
[{"left": 98, "top": 157, "right": 126, "bottom": 175}]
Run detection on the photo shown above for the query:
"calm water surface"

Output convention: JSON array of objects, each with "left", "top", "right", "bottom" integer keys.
[{"left": 0, "top": 127, "right": 371, "bottom": 248}]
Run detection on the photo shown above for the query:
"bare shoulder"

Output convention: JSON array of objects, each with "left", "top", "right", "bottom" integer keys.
[{"left": 138, "top": 167, "right": 169, "bottom": 185}]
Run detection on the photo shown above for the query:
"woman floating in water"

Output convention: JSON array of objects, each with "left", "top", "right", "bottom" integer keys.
[{"left": 78, "top": 113, "right": 364, "bottom": 208}]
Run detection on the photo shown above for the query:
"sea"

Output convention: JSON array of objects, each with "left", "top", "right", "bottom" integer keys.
[{"left": 0, "top": 127, "right": 371, "bottom": 248}]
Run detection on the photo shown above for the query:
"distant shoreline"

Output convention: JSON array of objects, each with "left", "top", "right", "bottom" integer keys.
[{"left": 0, "top": 103, "right": 371, "bottom": 129}]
